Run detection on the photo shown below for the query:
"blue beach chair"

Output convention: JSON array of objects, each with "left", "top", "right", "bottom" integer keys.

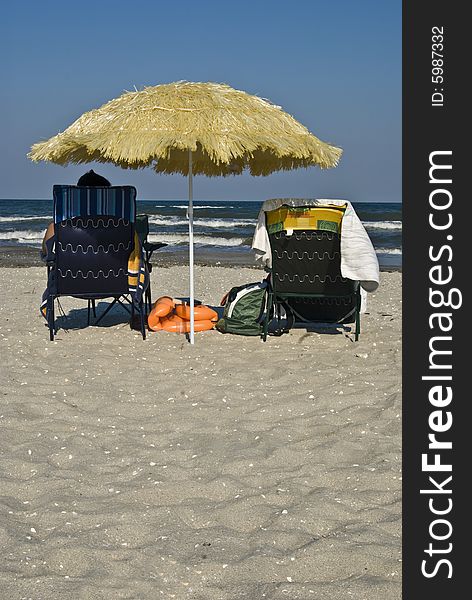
[{"left": 43, "top": 185, "right": 148, "bottom": 340}]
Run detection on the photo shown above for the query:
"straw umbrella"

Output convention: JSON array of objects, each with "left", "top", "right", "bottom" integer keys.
[{"left": 29, "top": 81, "right": 342, "bottom": 343}]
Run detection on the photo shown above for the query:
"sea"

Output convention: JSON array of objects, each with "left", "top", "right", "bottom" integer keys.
[{"left": 0, "top": 199, "right": 402, "bottom": 269}]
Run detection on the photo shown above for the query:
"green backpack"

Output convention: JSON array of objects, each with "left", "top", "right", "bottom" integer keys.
[{"left": 216, "top": 281, "right": 268, "bottom": 336}]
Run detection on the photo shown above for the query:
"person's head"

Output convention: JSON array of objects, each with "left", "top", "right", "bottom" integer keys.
[{"left": 77, "top": 170, "right": 111, "bottom": 187}]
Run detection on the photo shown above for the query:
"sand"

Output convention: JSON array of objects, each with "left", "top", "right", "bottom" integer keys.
[{"left": 0, "top": 265, "right": 401, "bottom": 599}]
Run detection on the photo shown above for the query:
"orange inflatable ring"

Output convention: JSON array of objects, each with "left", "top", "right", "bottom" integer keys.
[
  {"left": 152, "top": 296, "right": 175, "bottom": 317},
  {"left": 147, "top": 314, "right": 163, "bottom": 331},
  {"left": 147, "top": 296, "right": 174, "bottom": 330},
  {"left": 174, "top": 303, "right": 218, "bottom": 322},
  {"left": 160, "top": 314, "right": 215, "bottom": 333}
]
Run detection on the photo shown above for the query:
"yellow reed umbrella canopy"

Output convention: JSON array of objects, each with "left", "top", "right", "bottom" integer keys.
[{"left": 29, "top": 81, "right": 342, "bottom": 176}]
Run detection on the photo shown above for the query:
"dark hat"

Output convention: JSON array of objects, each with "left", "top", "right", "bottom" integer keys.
[{"left": 77, "top": 170, "right": 111, "bottom": 186}]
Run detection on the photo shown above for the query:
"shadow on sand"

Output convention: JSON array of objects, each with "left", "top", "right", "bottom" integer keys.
[{"left": 53, "top": 300, "right": 131, "bottom": 332}]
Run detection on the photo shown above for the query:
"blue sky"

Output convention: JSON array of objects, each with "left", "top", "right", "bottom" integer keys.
[{"left": 0, "top": 0, "right": 401, "bottom": 202}]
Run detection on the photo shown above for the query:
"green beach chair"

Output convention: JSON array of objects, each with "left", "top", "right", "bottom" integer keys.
[{"left": 261, "top": 205, "right": 362, "bottom": 341}]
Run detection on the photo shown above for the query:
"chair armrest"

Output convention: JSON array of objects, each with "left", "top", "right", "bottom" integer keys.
[
  {"left": 41, "top": 247, "right": 56, "bottom": 267},
  {"left": 143, "top": 241, "right": 167, "bottom": 251},
  {"left": 144, "top": 241, "right": 168, "bottom": 254}
]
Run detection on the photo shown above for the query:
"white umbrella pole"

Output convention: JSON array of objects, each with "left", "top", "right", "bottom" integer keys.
[{"left": 188, "top": 149, "right": 195, "bottom": 344}]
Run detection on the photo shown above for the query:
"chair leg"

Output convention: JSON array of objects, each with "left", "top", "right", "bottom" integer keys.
[
  {"left": 130, "top": 297, "right": 135, "bottom": 329},
  {"left": 48, "top": 296, "right": 55, "bottom": 341},
  {"left": 87, "top": 300, "right": 91, "bottom": 326},
  {"left": 146, "top": 252, "right": 153, "bottom": 311},
  {"left": 146, "top": 284, "right": 152, "bottom": 315},
  {"left": 139, "top": 301, "right": 146, "bottom": 340},
  {"left": 92, "top": 299, "right": 97, "bottom": 318},
  {"left": 355, "top": 292, "right": 361, "bottom": 341},
  {"left": 262, "top": 291, "right": 272, "bottom": 342}
]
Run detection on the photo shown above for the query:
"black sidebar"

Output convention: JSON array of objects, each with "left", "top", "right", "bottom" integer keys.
[{"left": 403, "top": 2, "right": 468, "bottom": 598}]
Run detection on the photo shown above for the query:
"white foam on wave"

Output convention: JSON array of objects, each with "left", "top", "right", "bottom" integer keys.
[
  {"left": 0, "top": 229, "right": 44, "bottom": 241},
  {"left": 376, "top": 247, "right": 402, "bottom": 255},
  {"left": 0, "top": 215, "right": 51, "bottom": 222},
  {"left": 363, "top": 220, "right": 402, "bottom": 230},
  {"left": 154, "top": 204, "right": 233, "bottom": 210},
  {"left": 194, "top": 205, "right": 235, "bottom": 209},
  {"left": 147, "top": 216, "right": 254, "bottom": 228},
  {"left": 147, "top": 233, "right": 248, "bottom": 247}
]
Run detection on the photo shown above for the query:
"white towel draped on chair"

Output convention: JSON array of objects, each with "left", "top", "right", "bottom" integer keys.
[{"left": 252, "top": 199, "right": 380, "bottom": 312}]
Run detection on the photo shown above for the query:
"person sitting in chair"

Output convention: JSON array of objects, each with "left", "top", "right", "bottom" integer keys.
[{"left": 41, "top": 170, "right": 111, "bottom": 257}]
